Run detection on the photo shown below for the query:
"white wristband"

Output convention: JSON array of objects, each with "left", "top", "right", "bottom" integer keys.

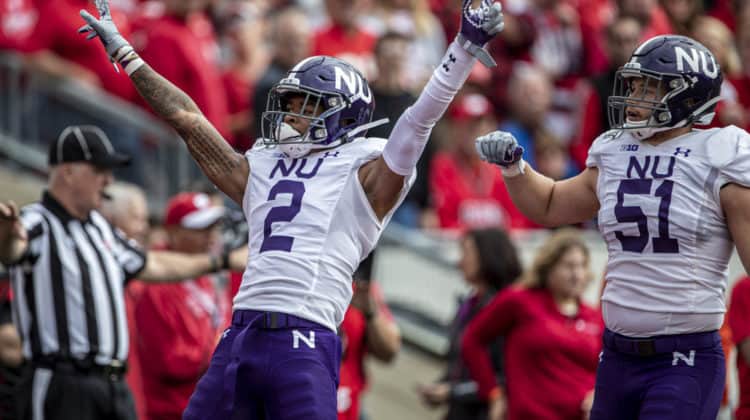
[{"left": 501, "top": 159, "right": 526, "bottom": 178}]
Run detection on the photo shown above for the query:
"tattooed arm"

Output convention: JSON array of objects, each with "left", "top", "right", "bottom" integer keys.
[
  {"left": 130, "top": 65, "right": 249, "bottom": 204},
  {"left": 78, "top": 3, "right": 248, "bottom": 204}
]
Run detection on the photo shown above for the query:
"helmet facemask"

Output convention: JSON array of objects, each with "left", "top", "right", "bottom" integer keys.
[
  {"left": 608, "top": 68, "right": 687, "bottom": 140},
  {"left": 261, "top": 80, "right": 349, "bottom": 157}
]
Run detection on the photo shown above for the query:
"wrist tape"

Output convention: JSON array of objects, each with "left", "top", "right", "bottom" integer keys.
[
  {"left": 113, "top": 45, "right": 145, "bottom": 76},
  {"left": 501, "top": 159, "right": 526, "bottom": 178}
]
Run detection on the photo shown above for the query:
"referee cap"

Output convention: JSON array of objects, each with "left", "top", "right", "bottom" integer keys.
[
  {"left": 48, "top": 125, "right": 131, "bottom": 168},
  {"left": 164, "top": 193, "right": 225, "bottom": 230}
]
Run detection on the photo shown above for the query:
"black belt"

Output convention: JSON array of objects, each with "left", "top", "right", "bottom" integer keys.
[
  {"left": 31, "top": 357, "right": 128, "bottom": 381},
  {"left": 232, "top": 310, "right": 327, "bottom": 330},
  {"left": 603, "top": 328, "right": 720, "bottom": 357}
]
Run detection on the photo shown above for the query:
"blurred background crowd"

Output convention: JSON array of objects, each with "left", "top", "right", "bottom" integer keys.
[
  {"left": 2, "top": 0, "right": 750, "bottom": 232},
  {"left": 2, "top": 0, "right": 750, "bottom": 419}
]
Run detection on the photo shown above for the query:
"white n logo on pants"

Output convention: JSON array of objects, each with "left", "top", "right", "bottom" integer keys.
[
  {"left": 292, "top": 329, "right": 316, "bottom": 349},
  {"left": 672, "top": 350, "right": 696, "bottom": 366}
]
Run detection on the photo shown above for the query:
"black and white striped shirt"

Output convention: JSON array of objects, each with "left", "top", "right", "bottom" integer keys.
[{"left": 9, "top": 191, "right": 146, "bottom": 366}]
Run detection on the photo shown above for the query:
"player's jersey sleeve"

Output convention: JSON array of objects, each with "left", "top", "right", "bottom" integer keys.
[
  {"left": 585, "top": 130, "right": 620, "bottom": 169},
  {"left": 710, "top": 125, "right": 750, "bottom": 200}
]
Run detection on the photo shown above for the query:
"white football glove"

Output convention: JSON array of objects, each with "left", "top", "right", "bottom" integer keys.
[{"left": 475, "top": 131, "right": 526, "bottom": 177}]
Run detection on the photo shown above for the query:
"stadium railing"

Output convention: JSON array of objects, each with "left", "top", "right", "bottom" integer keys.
[{"left": 0, "top": 51, "right": 200, "bottom": 213}]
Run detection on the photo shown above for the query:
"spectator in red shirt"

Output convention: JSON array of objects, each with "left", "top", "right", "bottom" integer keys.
[
  {"left": 728, "top": 275, "right": 750, "bottom": 420},
  {"left": 417, "top": 228, "right": 521, "bottom": 420},
  {"left": 313, "top": 0, "right": 377, "bottom": 77},
  {"left": 0, "top": 0, "right": 37, "bottom": 51},
  {"left": 462, "top": 229, "right": 603, "bottom": 420},
  {"left": 24, "top": 0, "right": 135, "bottom": 98},
  {"left": 136, "top": 0, "right": 230, "bottom": 138},
  {"left": 430, "top": 93, "right": 535, "bottom": 231},
  {"left": 337, "top": 252, "right": 401, "bottom": 420},
  {"left": 135, "top": 192, "right": 230, "bottom": 420},
  {"left": 617, "top": 0, "right": 673, "bottom": 41}
]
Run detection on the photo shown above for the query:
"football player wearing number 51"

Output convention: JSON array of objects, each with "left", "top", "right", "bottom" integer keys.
[
  {"left": 78, "top": 0, "right": 505, "bottom": 418},
  {"left": 470, "top": 35, "right": 750, "bottom": 420}
]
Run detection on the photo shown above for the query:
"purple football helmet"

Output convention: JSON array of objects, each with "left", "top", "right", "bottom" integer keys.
[
  {"left": 261, "top": 56, "right": 376, "bottom": 154},
  {"left": 608, "top": 35, "right": 723, "bottom": 139}
]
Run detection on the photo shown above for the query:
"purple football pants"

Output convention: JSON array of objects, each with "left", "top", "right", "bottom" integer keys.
[
  {"left": 183, "top": 310, "right": 341, "bottom": 420},
  {"left": 590, "top": 328, "right": 725, "bottom": 420}
]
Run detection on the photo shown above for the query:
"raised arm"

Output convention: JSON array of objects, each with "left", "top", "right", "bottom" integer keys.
[
  {"left": 138, "top": 246, "right": 247, "bottom": 283},
  {"left": 359, "top": 0, "right": 505, "bottom": 219},
  {"left": 0, "top": 201, "right": 28, "bottom": 266},
  {"left": 475, "top": 131, "right": 600, "bottom": 226},
  {"left": 79, "top": 1, "right": 248, "bottom": 204}
]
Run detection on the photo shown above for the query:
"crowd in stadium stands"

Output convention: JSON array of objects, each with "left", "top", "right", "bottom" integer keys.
[
  {"left": 3, "top": 0, "right": 750, "bottom": 419},
  {"left": 2, "top": 0, "right": 750, "bottom": 233}
]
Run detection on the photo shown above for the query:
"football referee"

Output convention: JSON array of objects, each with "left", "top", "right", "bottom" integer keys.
[{"left": 0, "top": 125, "right": 246, "bottom": 420}]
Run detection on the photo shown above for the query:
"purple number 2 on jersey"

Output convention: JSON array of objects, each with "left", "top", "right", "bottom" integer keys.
[
  {"left": 260, "top": 180, "right": 306, "bottom": 253},
  {"left": 614, "top": 179, "right": 679, "bottom": 253}
]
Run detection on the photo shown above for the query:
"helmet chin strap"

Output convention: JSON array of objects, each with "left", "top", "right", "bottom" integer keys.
[
  {"left": 624, "top": 111, "right": 689, "bottom": 140},
  {"left": 624, "top": 95, "right": 722, "bottom": 140},
  {"left": 342, "top": 118, "right": 390, "bottom": 141}
]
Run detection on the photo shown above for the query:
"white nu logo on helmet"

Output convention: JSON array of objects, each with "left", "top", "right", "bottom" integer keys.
[
  {"left": 675, "top": 46, "right": 719, "bottom": 79},
  {"left": 334, "top": 67, "right": 372, "bottom": 104}
]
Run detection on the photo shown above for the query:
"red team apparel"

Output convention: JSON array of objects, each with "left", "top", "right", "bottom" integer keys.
[
  {"left": 0, "top": 0, "right": 37, "bottom": 51},
  {"left": 24, "top": 0, "right": 136, "bottom": 100},
  {"left": 135, "top": 276, "right": 226, "bottom": 420},
  {"left": 430, "top": 152, "right": 535, "bottom": 230},
  {"left": 137, "top": 12, "right": 230, "bottom": 138},
  {"left": 312, "top": 24, "right": 377, "bottom": 77},
  {"left": 729, "top": 276, "right": 750, "bottom": 419},
  {"left": 337, "top": 283, "right": 393, "bottom": 420},
  {"left": 462, "top": 287, "right": 603, "bottom": 420}
]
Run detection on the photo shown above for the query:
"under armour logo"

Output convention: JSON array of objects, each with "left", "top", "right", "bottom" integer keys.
[
  {"left": 674, "top": 147, "right": 691, "bottom": 157},
  {"left": 672, "top": 350, "right": 696, "bottom": 367},
  {"left": 442, "top": 53, "right": 457, "bottom": 72},
  {"left": 323, "top": 151, "right": 340, "bottom": 158}
]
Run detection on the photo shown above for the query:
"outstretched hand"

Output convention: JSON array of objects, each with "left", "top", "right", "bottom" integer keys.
[
  {"left": 458, "top": 0, "right": 505, "bottom": 67},
  {"left": 78, "top": 0, "right": 129, "bottom": 58},
  {"left": 0, "top": 201, "right": 25, "bottom": 239}
]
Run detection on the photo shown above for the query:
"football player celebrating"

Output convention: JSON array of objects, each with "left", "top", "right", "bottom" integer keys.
[
  {"left": 79, "top": 0, "right": 504, "bottom": 418},
  {"left": 471, "top": 35, "right": 750, "bottom": 420}
]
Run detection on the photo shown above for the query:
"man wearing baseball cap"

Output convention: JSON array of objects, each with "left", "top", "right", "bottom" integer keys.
[
  {"left": 134, "top": 191, "right": 231, "bottom": 420},
  {"left": 0, "top": 126, "right": 246, "bottom": 420}
]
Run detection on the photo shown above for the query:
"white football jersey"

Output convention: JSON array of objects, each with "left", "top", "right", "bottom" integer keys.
[
  {"left": 233, "top": 138, "right": 415, "bottom": 331},
  {"left": 587, "top": 125, "right": 750, "bottom": 319}
]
